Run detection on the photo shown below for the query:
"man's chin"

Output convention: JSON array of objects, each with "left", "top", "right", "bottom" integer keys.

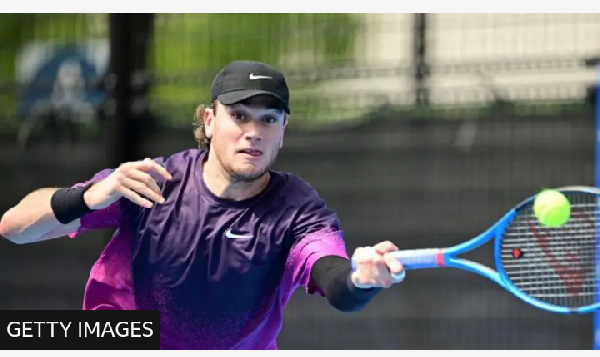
[{"left": 230, "top": 167, "right": 268, "bottom": 183}]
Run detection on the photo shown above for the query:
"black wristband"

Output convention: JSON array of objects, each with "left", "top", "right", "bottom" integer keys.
[
  {"left": 311, "top": 255, "right": 382, "bottom": 312},
  {"left": 50, "top": 182, "right": 95, "bottom": 224}
]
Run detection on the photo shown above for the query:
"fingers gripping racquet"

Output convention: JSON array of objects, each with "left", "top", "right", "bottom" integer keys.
[{"left": 382, "top": 186, "right": 600, "bottom": 314}]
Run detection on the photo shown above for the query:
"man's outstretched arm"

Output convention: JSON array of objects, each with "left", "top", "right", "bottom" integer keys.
[
  {"left": 0, "top": 158, "right": 171, "bottom": 245},
  {"left": 0, "top": 187, "right": 84, "bottom": 244},
  {"left": 311, "top": 241, "right": 405, "bottom": 312}
]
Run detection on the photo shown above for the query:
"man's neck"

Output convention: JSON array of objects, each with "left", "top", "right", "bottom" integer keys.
[{"left": 202, "top": 153, "right": 270, "bottom": 202}]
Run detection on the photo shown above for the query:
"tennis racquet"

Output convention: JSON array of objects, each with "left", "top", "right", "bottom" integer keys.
[{"left": 353, "top": 186, "right": 600, "bottom": 314}]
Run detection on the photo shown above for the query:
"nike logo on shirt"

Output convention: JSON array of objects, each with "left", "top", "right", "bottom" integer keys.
[{"left": 225, "top": 228, "right": 254, "bottom": 239}]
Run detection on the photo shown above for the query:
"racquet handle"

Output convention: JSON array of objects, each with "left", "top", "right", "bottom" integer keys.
[
  {"left": 350, "top": 248, "right": 443, "bottom": 283},
  {"left": 389, "top": 248, "right": 444, "bottom": 270}
]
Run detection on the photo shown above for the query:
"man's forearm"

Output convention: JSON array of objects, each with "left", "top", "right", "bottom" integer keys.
[
  {"left": 311, "top": 256, "right": 382, "bottom": 312},
  {"left": 0, "top": 188, "right": 74, "bottom": 244}
]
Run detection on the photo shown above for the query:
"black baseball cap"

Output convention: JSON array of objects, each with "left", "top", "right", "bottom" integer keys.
[{"left": 210, "top": 60, "right": 290, "bottom": 114}]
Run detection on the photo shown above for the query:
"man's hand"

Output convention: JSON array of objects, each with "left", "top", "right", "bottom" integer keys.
[
  {"left": 350, "top": 241, "right": 405, "bottom": 289},
  {"left": 84, "top": 158, "right": 172, "bottom": 210}
]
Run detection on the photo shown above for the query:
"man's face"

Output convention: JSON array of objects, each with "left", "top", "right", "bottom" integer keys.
[{"left": 204, "top": 95, "right": 287, "bottom": 183}]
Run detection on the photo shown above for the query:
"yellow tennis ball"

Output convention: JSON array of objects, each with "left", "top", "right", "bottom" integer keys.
[{"left": 533, "top": 189, "right": 571, "bottom": 228}]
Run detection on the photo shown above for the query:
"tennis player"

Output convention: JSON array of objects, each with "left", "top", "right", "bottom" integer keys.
[{"left": 0, "top": 60, "right": 405, "bottom": 349}]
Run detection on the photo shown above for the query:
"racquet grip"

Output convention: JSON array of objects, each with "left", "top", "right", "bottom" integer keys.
[{"left": 389, "top": 248, "right": 444, "bottom": 270}]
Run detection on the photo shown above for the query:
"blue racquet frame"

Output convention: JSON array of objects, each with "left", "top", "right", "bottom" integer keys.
[{"left": 369, "top": 186, "right": 600, "bottom": 314}]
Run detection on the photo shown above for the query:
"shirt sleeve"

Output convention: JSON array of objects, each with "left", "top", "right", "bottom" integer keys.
[
  {"left": 283, "top": 190, "right": 349, "bottom": 296},
  {"left": 68, "top": 168, "right": 122, "bottom": 239},
  {"left": 67, "top": 157, "right": 167, "bottom": 238}
]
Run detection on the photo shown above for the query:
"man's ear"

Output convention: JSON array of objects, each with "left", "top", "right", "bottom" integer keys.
[
  {"left": 280, "top": 115, "right": 288, "bottom": 149},
  {"left": 204, "top": 106, "right": 214, "bottom": 139}
]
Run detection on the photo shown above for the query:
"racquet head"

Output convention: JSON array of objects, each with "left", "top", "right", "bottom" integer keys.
[{"left": 497, "top": 186, "right": 600, "bottom": 313}]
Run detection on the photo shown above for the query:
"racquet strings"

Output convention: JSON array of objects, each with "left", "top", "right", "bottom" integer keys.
[{"left": 499, "top": 191, "right": 599, "bottom": 308}]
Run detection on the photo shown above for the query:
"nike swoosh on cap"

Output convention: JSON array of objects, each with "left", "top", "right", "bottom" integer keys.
[{"left": 249, "top": 73, "right": 272, "bottom": 80}]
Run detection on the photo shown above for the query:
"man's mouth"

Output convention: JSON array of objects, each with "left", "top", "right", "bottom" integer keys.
[{"left": 238, "top": 149, "right": 263, "bottom": 157}]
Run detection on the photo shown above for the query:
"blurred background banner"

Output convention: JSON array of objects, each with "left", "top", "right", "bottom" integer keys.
[
  {"left": 15, "top": 40, "right": 108, "bottom": 147},
  {"left": 0, "top": 13, "right": 599, "bottom": 349}
]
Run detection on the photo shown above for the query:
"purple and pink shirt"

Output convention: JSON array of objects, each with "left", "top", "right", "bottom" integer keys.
[{"left": 69, "top": 149, "right": 349, "bottom": 349}]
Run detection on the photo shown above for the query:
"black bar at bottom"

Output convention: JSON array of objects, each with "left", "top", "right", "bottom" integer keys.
[{"left": 0, "top": 310, "right": 160, "bottom": 350}]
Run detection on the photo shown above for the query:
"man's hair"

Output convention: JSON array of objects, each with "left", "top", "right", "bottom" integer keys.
[{"left": 193, "top": 101, "right": 215, "bottom": 149}]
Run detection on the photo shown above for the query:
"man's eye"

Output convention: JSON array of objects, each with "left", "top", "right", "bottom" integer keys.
[
  {"left": 263, "top": 117, "right": 277, "bottom": 124},
  {"left": 232, "top": 113, "right": 246, "bottom": 120}
]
